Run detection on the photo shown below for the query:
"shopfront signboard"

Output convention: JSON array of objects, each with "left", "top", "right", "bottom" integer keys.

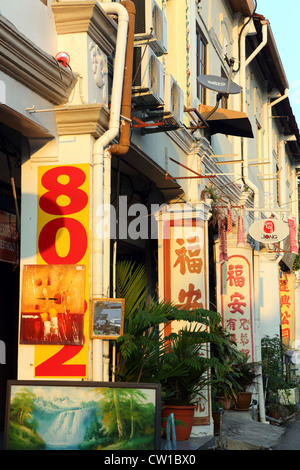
[
  {"left": 249, "top": 219, "right": 289, "bottom": 244},
  {"left": 161, "top": 209, "right": 210, "bottom": 425},
  {"left": 218, "top": 249, "right": 254, "bottom": 360}
]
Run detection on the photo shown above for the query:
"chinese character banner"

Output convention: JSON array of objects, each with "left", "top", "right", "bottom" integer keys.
[
  {"left": 164, "top": 219, "right": 206, "bottom": 316},
  {"left": 279, "top": 272, "right": 295, "bottom": 347},
  {"left": 162, "top": 218, "right": 209, "bottom": 424},
  {"left": 218, "top": 250, "right": 254, "bottom": 360}
]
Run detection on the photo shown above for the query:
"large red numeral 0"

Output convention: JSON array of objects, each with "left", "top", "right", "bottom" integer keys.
[
  {"left": 39, "top": 166, "right": 88, "bottom": 215},
  {"left": 38, "top": 218, "right": 87, "bottom": 264}
]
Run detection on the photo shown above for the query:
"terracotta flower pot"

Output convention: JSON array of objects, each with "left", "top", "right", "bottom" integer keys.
[
  {"left": 215, "top": 396, "right": 231, "bottom": 411},
  {"left": 162, "top": 405, "right": 196, "bottom": 441},
  {"left": 235, "top": 391, "right": 252, "bottom": 411}
]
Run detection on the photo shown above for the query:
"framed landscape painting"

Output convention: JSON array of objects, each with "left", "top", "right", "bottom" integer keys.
[{"left": 4, "top": 380, "right": 161, "bottom": 450}]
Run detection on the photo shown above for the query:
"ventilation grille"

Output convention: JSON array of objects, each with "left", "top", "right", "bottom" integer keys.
[
  {"left": 134, "top": 0, "right": 146, "bottom": 34},
  {"left": 133, "top": 46, "right": 142, "bottom": 87},
  {"left": 133, "top": 0, "right": 167, "bottom": 56}
]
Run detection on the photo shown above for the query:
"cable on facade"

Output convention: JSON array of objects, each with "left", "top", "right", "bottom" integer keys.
[{"left": 232, "top": 0, "right": 258, "bottom": 74}]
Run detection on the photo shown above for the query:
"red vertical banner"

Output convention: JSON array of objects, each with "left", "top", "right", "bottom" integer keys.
[
  {"left": 219, "top": 251, "right": 254, "bottom": 360},
  {"left": 162, "top": 215, "right": 209, "bottom": 425},
  {"left": 288, "top": 217, "right": 298, "bottom": 254},
  {"left": 279, "top": 272, "right": 295, "bottom": 347},
  {"left": 163, "top": 218, "right": 207, "bottom": 329}
]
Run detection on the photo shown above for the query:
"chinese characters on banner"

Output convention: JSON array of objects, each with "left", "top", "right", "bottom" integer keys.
[
  {"left": 163, "top": 217, "right": 209, "bottom": 424},
  {"left": 219, "top": 251, "right": 254, "bottom": 360},
  {"left": 279, "top": 272, "right": 295, "bottom": 347},
  {"left": 163, "top": 219, "right": 206, "bottom": 330}
]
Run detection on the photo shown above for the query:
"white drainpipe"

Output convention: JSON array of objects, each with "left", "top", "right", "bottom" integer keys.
[
  {"left": 245, "top": 21, "right": 268, "bottom": 68},
  {"left": 241, "top": 21, "right": 268, "bottom": 204},
  {"left": 240, "top": 19, "right": 268, "bottom": 423},
  {"left": 92, "top": 2, "right": 129, "bottom": 381}
]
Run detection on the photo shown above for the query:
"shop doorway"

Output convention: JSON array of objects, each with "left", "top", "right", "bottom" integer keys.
[
  {"left": 0, "top": 262, "right": 19, "bottom": 430},
  {"left": 0, "top": 124, "right": 21, "bottom": 433}
]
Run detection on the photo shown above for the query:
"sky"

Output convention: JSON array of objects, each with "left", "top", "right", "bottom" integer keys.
[{"left": 256, "top": 0, "right": 300, "bottom": 128}]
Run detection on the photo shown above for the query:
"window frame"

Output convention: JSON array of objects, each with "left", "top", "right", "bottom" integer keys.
[{"left": 196, "top": 24, "right": 207, "bottom": 104}]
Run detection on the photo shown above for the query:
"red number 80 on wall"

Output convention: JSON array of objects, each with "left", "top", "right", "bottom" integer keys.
[{"left": 35, "top": 164, "right": 90, "bottom": 378}]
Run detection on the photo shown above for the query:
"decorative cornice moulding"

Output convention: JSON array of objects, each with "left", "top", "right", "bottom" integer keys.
[
  {"left": 55, "top": 103, "right": 110, "bottom": 137},
  {"left": 51, "top": 1, "right": 117, "bottom": 56}
]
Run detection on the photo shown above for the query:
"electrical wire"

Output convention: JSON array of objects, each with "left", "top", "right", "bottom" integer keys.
[{"left": 232, "top": 0, "right": 258, "bottom": 74}]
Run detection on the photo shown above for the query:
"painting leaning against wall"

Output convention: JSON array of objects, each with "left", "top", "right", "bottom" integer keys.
[{"left": 4, "top": 381, "right": 161, "bottom": 450}]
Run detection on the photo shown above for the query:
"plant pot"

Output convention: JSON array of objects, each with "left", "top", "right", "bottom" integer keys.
[
  {"left": 268, "top": 407, "right": 281, "bottom": 420},
  {"left": 235, "top": 391, "right": 252, "bottom": 411},
  {"left": 215, "top": 396, "right": 231, "bottom": 411},
  {"left": 162, "top": 405, "right": 196, "bottom": 441}
]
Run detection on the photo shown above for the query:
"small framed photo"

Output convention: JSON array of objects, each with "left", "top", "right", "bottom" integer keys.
[{"left": 90, "top": 297, "right": 125, "bottom": 340}]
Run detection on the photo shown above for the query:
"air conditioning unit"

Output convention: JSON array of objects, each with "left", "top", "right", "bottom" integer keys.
[
  {"left": 134, "top": 0, "right": 167, "bottom": 56},
  {"left": 163, "top": 74, "right": 184, "bottom": 127},
  {"left": 132, "top": 45, "right": 164, "bottom": 107}
]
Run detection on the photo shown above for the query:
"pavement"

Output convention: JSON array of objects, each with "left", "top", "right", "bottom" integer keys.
[
  {"left": 163, "top": 408, "right": 290, "bottom": 451},
  {"left": 215, "top": 409, "right": 288, "bottom": 450}
]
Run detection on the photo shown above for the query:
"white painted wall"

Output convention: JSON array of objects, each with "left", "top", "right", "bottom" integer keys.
[
  {"left": 0, "top": 0, "right": 58, "bottom": 55},
  {"left": 259, "top": 255, "right": 282, "bottom": 340}
]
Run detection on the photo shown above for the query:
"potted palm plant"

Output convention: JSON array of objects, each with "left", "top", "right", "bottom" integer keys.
[
  {"left": 210, "top": 318, "right": 244, "bottom": 411},
  {"left": 114, "top": 260, "right": 225, "bottom": 440},
  {"left": 233, "top": 355, "right": 259, "bottom": 411},
  {"left": 116, "top": 302, "right": 221, "bottom": 440},
  {"left": 160, "top": 321, "right": 214, "bottom": 440}
]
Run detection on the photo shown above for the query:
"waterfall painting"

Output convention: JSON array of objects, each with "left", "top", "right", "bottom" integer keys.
[{"left": 4, "top": 380, "right": 161, "bottom": 450}]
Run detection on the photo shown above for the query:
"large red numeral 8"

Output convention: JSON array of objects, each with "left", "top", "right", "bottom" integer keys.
[{"left": 39, "top": 166, "right": 88, "bottom": 215}]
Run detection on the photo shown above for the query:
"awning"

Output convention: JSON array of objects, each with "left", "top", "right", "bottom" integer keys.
[
  {"left": 198, "top": 104, "right": 254, "bottom": 138},
  {"left": 0, "top": 104, "right": 52, "bottom": 139}
]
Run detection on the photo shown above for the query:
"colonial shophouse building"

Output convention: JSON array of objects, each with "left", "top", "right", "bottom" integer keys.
[{"left": 0, "top": 0, "right": 299, "bottom": 439}]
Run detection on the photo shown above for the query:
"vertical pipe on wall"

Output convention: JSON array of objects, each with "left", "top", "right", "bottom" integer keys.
[
  {"left": 92, "top": 2, "right": 129, "bottom": 381},
  {"left": 110, "top": 0, "right": 136, "bottom": 299},
  {"left": 110, "top": 0, "right": 136, "bottom": 156},
  {"left": 239, "top": 18, "right": 268, "bottom": 423}
]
